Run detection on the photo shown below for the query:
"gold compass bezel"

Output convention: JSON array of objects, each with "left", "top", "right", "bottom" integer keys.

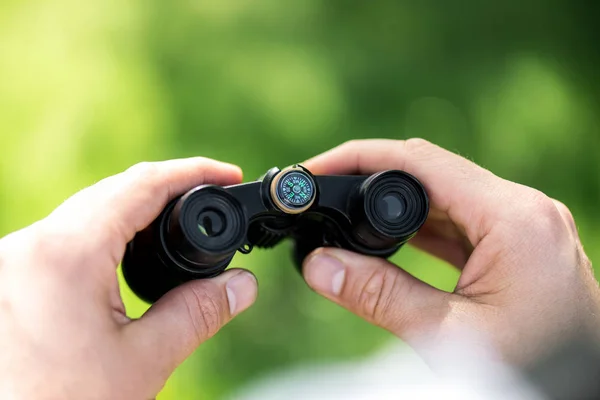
[{"left": 269, "top": 166, "right": 316, "bottom": 214}]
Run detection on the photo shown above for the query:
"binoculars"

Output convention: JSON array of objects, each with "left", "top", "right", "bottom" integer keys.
[{"left": 122, "top": 165, "right": 429, "bottom": 303}]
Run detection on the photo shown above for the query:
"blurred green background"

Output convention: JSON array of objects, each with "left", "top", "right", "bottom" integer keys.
[{"left": 1, "top": 0, "right": 599, "bottom": 398}]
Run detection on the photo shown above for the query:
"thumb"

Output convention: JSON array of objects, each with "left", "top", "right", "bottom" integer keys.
[
  {"left": 303, "top": 248, "right": 450, "bottom": 341},
  {"left": 123, "top": 269, "right": 257, "bottom": 379}
]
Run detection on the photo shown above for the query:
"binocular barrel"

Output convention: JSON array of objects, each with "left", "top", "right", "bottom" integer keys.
[
  {"left": 166, "top": 185, "right": 247, "bottom": 272},
  {"left": 123, "top": 186, "right": 247, "bottom": 302},
  {"left": 350, "top": 170, "right": 429, "bottom": 250}
]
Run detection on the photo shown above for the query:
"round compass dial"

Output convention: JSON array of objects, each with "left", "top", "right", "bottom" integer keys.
[
  {"left": 271, "top": 169, "right": 316, "bottom": 214},
  {"left": 277, "top": 171, "right": 315, "bottom": 208}
]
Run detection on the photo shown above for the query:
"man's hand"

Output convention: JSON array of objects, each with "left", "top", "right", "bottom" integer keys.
[
  {"left": 303, "top": 139, "right": 600, "bottom": 365},
  {"left": 0, "top": 158, "right": 258, "bottom": 399}
]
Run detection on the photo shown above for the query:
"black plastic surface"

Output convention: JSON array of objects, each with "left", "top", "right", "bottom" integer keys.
[{"left": 122, "top": 165, "right": 429, "bottom": 303}]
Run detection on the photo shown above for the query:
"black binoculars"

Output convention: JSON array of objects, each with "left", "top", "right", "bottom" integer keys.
[{"left": 122, "top": 165, "right": 429, "bottom": 303}]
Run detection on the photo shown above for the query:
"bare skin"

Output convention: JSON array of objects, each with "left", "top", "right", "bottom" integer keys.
[
  {"left": 0, "top": 158, "right": 258, "bottom": 399},
  {"left": 302, "top": 138, "right": 600, "bottom": 365},
  {"left": 1, "top": 140, "right": 599, "bottom": 398}
]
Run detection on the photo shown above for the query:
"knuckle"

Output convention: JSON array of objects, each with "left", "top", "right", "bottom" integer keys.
[
  {"left": 26, "top": 224, "right": 87, "bottom": 278},
  {"left": 357, "top": 269, "right": 386, "bottom": 322},
  {"left": 357, "top": 268, "right": 408, "bottom": 327},
  {"left": 404, "top": 138, "right": 444, "bottom": 162},
  {"left": 126, "top": 161, "right": 161, "bottom": 183},
  {"left": 24, "top": 223, "right": 63, "bottom": 265},
  {"left": 340, "top": 139, "right": 363, "bottom": 152},
  {"left": 529, "top": 189, "right": 555, "bottom": 211},
  {"left": 182, "top": 286, "right": 223, "bottom": 342},
  {"left": 404, "top": 137, "right": 432, "bottom": 152},
  {"left": 518, "top": 189, "right": 568, "bottom": 239},
  {"left": 125, "top": 161, "right": 164, "bottom": 199},
  {"left": 553, "top": 199, "right": 576, "bottom": 227},
  {"left": 530, "top": 190, "right": 562, "bottom": 222}
]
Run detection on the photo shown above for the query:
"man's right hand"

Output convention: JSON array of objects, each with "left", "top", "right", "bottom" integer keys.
[{"left": 302, "top": 138, "right": 600, "bottom": 365}]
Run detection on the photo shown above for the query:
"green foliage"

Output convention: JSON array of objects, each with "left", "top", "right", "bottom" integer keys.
[{"left": 1, "top": 0, "right": 599, "bottom": 398}]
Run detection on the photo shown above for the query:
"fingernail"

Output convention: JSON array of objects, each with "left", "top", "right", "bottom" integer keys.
[
  {"left": 304, "top": 254, "right": 346, "bottom": 296},
  {"left": 226, "top": 272, "right": 258, "bottom": 315}
]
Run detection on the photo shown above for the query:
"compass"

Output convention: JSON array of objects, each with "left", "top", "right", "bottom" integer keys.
[
  {"left": 279, "top": 171, "right": 314, "bottom": 207},
  {"left": 270, "top": 167, "right": 317, "bottom": 214}
]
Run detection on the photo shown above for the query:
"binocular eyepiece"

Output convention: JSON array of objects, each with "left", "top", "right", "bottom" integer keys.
[
  {"left": 166, "top": 186, "right": 247, "bottom": 274},
  {"left": 351, "top": 170, "right": 428, "bottom": 250},
  {"left": 122, "top": 165, "right": 428, "bottom": 303}
]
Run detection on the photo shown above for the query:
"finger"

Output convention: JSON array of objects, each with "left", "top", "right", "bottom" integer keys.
[
  {"left": 124, "top": 269, "right": 257, "bottom": 378},
  {"left": 551, "top": 199, "right": 578, "bottom": 240},
  {"left": 303, "top": 247, "right": 451, "bottom": 342},
  {"left": 410, "top": 231, "right": 471, "bottom": 269},
  {"left": 304, "top": 139, "right": 514, "bottom": 247},
  {"left": 408, "top": 208, "right": 474, "bottom": 269},
  {"left": 550, "top": 199, "right": 590, "bottom": 271},
  {"left": 43, "top": 157, "right": 242, "bottom": 262}
]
